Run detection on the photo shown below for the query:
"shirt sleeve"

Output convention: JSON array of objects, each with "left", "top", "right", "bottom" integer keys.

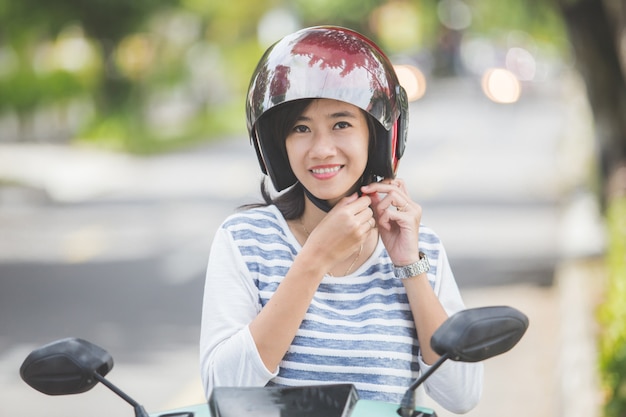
[
  {"left": 418, "top": 240, "right": 484, "bottom": 413},
  {"left": 199, "top": 226, "right": 277, "bottom": 399}
]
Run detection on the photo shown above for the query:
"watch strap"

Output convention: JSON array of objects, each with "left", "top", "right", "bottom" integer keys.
[{"left": 393, "top": 252, "right": 430, "bottom": 279}]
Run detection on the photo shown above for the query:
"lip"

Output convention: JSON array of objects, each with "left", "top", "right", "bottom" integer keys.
[{"left": 309, "top": 164, "right": 343, "bottom": 180}]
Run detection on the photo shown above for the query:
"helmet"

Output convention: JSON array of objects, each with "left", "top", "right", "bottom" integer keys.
[{"left": 246, "top": 25, "right": 408, "bottom": 192}]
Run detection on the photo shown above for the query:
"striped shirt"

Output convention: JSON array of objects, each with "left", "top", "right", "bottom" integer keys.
[{"left": 200, "top": 205, "right": 482, "bottom": 411}]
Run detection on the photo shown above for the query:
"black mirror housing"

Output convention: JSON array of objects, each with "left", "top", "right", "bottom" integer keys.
[
  {"left": 431, "top": 306, "right": 529, "bottom": 362},
  {"left": 20, "top": 337, "right": 113, "bottom": 395}
]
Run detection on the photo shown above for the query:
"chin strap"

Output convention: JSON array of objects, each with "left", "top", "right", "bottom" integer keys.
[{"left": 303, "top": 188, "right": 332, "bottom": 212}]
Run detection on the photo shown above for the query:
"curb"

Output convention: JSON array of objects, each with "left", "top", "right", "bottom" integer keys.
[{"left": 556, "top": 258, "right": 604, "bottom": 417}]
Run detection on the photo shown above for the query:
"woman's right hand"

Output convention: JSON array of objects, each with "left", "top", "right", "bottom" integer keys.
[{"left": 301, "top": 193, "right": 375, "bottom": 273}]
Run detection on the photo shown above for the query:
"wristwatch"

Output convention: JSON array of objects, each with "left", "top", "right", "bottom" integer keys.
[{"left": 393, "top": 252, "right": 430, "bottom": 279}]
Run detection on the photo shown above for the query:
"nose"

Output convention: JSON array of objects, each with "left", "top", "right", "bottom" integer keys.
[{"left": 308, "top": 130, "right": 337, "bottom": 159}]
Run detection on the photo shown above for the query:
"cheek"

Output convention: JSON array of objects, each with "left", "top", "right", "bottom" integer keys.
[
  {"left": 356, "top": 147, "right": 369, "bottom": 171},
  {"left": 357, "top": 130, "right": 371, "bottom": 168},
  {"left": 284, "top": 138, "right": 301, "bottom": 171}
]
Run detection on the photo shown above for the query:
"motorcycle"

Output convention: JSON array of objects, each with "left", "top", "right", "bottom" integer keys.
[{"left": 20, "top": 305, "right": 528, "bottom": 417}]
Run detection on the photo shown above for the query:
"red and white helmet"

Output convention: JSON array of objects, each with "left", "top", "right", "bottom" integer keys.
[{"left": 246, "top": 25, "right": 408, "bottom": 192}]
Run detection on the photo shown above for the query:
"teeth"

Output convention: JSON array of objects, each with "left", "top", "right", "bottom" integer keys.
[{"left": 311, "top": 166, "right": 340, "bottom": 174}]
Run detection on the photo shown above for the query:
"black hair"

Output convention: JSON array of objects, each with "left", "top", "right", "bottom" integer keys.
[{"left": 240, "top": 99, "right": 377, "bottom": 220}]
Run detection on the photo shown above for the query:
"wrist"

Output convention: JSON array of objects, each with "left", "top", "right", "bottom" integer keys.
[
  {"left": 294, "top": 249, "right": 328, "bottom": 278},
  {"left": 393, "top": 252, "right": 430, "bottom": 279}
]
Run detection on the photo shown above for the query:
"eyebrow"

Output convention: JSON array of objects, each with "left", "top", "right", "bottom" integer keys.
[
  {"left": 329, "top": 111, "right": 359, "bottom": 119},
  {"left": 295, "top": 110, "right": 359, "bottom": 122}
]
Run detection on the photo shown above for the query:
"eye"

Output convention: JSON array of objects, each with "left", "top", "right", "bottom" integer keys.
[
  {"left": 334, "top": 121, "right": 351, "bottom": 129},
  {"left": 292, "top": 124, "right": 310, "bottom": 133}
]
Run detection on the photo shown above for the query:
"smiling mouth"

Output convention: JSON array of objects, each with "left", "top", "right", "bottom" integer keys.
[{"left": 310, "top": 166, "right": 342, "bottom": 175}]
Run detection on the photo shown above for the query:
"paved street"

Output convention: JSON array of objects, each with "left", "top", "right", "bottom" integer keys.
[{"left": 0, "top": 75, "right": 605, "bottom": 417}]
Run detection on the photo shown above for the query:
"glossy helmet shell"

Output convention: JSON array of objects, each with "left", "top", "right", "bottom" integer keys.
[{"left": 246, "top": 25, "right": 409, "bottom": 192}]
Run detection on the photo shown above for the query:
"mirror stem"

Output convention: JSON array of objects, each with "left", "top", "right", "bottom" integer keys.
[
  {"left": 93, "top": 373, "right": 150, "bottom": 417},
  {"left": 399, "top": 353, "right": 450, "bottom": 417}
]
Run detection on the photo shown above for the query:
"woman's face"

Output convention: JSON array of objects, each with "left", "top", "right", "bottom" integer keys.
[{"left": 285, "top": 98, "right": 370, "bottom": 207}]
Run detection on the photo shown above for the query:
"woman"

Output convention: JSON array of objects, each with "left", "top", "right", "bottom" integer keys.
[{"left": 199, "top": 26, "right": 483, "bottom": 413}]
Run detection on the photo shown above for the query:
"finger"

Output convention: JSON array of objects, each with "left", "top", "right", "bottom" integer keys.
[
  {"left": 343, "top": 193, "right": 371, "bottom": 209},
  {"left": 335, "top": 192, "right": 360, "bottom": 207},
  {"left": 356, "top": 216, "right": 377, "bottom": 236},
  {"left": 395, "top": 201, "right": 410, "bottom": 212},
  {"left": 393, "top": 178, "right": 407, "bottom": 191},
  {"left": 354, "top": 205, "right": 374, "bottom": 224},
  {"left": 377, "top": 190, "right": 410, "bottom": 213},
  {"left": 387, "top": 178, "right": 408, "bottom": 194},
  {"left": 362, "top": 179, "right": 408, "bottom": 197}
]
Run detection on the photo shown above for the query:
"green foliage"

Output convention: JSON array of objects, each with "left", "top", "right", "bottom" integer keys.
[
  {"left": 468, "top": 0, "right": 568, "bottom": 48},
  {"left": 77, "top": 100, "right": 243, "bottom": 155},
  {"left": 292, "top": 0, "right": 383, "bottom": 32},
  {"left": 0, "top": 0, "right": 172, "bottom": 42},
  {"left": 0, "top": 70, "right": 85, "bottom": 112},
  {"left": 598, "top": 196, "right": 626, "bottom": 417}
]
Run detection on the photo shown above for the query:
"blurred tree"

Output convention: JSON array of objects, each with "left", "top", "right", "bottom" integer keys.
[
  {"left": 0, "top": 0, "right": 175, "bottom": 144},
  {"left": 555, "top": 0, "right": 626, "bottom": 204},
  {"left": 291, "top": 0, "right": 382, "bottom": 35},
  {"left": 0, "top": 0, "right": 172, "bottom": 112},
  {"left": 549, "top": 4, "right": 626, "bottom": 417}
]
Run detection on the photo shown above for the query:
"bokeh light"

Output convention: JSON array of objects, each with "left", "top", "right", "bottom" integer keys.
[
  {"left": 394, "top": 64, "right": 427, "bottom": 101},
  {"left": 506, "top": 46, "right": 536, "bottom": 81},
  {"left": 33, "top": 26, "right": 100, "bottom": 76},
  {"left": 437, "top": 0, "right": 472, "bottom": 31},
  {"left": 481, "top": 68, "right": 521, "bottom": 104},
  {"left": 54, "top": 37, "right": 95, "bottom": 73},
  {"left": 257, "top": 8, "right": 301, "bottom": 47},
  {"left": 370, "top": 1, "right": 421, "bottom": 52},
  {"left": 459, "top": 36, "right": 498, "bottom": 76},
  {"left": 115, "top": 34, "right": 156, "bottom": 80}
]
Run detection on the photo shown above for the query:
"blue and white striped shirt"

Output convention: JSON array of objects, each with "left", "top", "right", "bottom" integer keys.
[{"left": 200, "top": 205, "right": 481, "bottom": 410}]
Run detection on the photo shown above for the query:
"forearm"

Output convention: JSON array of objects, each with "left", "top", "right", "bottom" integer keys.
[
  {"left": 200, "top": 325, "right": 276, "bottom": 397},
  {"left": 249, "top": 250, "right": 326, "bottom": 371},
  {"left": 402, "top": 273, "right": 449, "bottom": 364}
]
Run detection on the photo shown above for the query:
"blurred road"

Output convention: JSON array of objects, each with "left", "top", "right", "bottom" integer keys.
[{"left": 0, "top": 75, "right": 605, "bottom": 417}]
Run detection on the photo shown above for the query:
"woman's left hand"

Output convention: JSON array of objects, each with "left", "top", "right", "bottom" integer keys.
[{"left": 361, "top": 178, "right": 422, "bottom": 266}]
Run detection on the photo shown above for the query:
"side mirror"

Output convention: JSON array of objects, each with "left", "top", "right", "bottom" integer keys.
[
  {"left": 20, "top": 337, "right": 113, "bottom": 395},
  {"left": 400, "top": 305, "right": 528, "bottom": 416},
  {"left": 431, "top": 305, "right": 529, "bottom": 362},
  {"left": 21, "top": 337, "right": 150, "bottom": 417}
]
